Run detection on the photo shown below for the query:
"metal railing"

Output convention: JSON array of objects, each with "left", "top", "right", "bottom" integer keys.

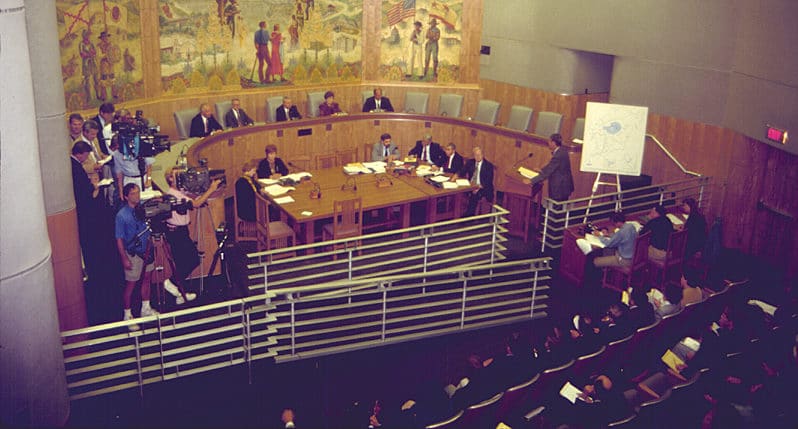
[
  {"left": 539, "top": 176, "right": 711, "bottom": 251},
  {"left": 246, "top": 205, "right": 512, "bottom": 294}
]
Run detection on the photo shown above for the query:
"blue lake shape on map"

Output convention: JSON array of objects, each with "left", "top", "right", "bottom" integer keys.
[{"left": 603, "top": 121, "right": 622, "bottom": 134}]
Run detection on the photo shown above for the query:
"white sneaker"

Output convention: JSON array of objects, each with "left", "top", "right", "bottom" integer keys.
[
  {"left": 176, "top": 292, "right": 197, "bottom": 305},
  {"left": 141, "top": 306, "right": 160, "bottom": 317},
  {"left": 123, "top": 312, "right": 140, "bottom": 331},
  {"left": 163, "top": 279, "right": 181, "bottom": 297}
]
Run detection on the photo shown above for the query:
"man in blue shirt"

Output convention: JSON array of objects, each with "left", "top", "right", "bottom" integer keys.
[
  {"left": 593, "top": 212, "right": 638, "bottom": 269},
  {"left": 115, "top": 183, "right": 158, "bottom": 330}
]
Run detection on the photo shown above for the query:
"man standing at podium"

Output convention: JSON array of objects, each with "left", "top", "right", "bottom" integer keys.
[{"left": 526, "top": 133, "right": 574, "bottom": 201}]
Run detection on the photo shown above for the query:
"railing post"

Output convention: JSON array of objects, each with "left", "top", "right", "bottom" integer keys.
[
  {"left": 563, "top": 202, "right": 571, "bottom": 230},
  {"left": 157, "top": 317, "right": 166, "bottom": 380},
  {"left": 698, "top": 179, "right": 705, "bottom": 208},
  {"left": 290, "top": 300, "right": 296, "bottom": 356},
  {"left": 348, "top": 247, "right": 354, "bottom": 281},
  {"left": 530, "top": 262, "right": 540, "bottom": 318},
  {"left": 381, "top": 282, "right": 388, "bottom": 342},
  {"left": 540, "top": 203, "right": 550, "bottom": 253},
  {"left": 460, "top": 273, "right": 468, "bottom": 328},
  {"left": 489, "top": 211, "right": 498, "bottom": 269},
  {"left": 134, "top": 336, "right": 144, "bottom": 398},
  {"left": 263, "top": 261, "right": 269, "bottom": 298}
]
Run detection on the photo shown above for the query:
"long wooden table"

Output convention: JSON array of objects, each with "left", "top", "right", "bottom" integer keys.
[{"left": 261, "top": 166, "right": 476, "bottom": 246}]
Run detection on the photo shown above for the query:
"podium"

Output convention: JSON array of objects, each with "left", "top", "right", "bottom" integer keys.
[{"left": 500, "top": 172, "right": 543, "bottom": 242}]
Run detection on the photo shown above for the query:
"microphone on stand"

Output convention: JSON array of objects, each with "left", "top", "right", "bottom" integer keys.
[{"left": 511, "top": 152, "right": 534, "bottom": 170}]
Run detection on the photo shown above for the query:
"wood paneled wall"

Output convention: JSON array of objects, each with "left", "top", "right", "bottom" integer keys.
[{"left": 481, "top": 79, "right": 798, "bottom": 277}]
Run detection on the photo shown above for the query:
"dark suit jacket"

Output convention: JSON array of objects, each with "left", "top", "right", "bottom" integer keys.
[
  {"left": 224, "top": 108, "right": 254, "bottom": 128},
  {"left": 71, "top": 156, "right": 96, "bottom": 219},
  {"left": 275, "top": 105, "right": 302, "bottom": 122},
  {"left": 438, "top": 151, "right": 464, "bottom": 174},
  {"left": 362, "top": 96, "right": 394, "bottom": 112},
  {"left": 257, "top": 157, "right": 289, "bottom": 179},
  {"left": 531, "top": 146, "right": 574, "bottom": 201},
  {"left": 460, "top": 158, "right": 495, "bottom": 202},
  {"left": 408, "top": 141, "right": 445, "bottom": 165},
  {"left": 235, "top": 177, "right": 257, "bottom": 222},
  {"left": 189, "top": 113, "right": 223, "bottom": 137}
]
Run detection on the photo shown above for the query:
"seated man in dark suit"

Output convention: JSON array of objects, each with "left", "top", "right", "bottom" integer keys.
[
  {"left": 408, "top": 133, "right": 444, "bottom": 165},
  {"left": 435, "top": 142, "right": 464, "bottom": 173},
  {"left": 224, "top": 98, "right": 254, "bottom": 128},
  {"left": 362, "top": 87, "right": 394, "bottom": 112},
  {"left": 275, "top": 96, "right": 302, "bottom": 122},
  {"left": 189, "top": 103, "right": 223, "bottom": 137},
  {"left": 456, "top": 146, "right": 495, "bottom": 217}
]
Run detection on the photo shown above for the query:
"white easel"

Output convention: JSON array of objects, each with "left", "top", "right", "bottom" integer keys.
[{"left": 583, "top": 172, "right": 622, "bottom": 222}]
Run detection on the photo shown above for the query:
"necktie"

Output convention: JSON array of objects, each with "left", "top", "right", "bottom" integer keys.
[
  {"left": 384, "top": 147, "right": 389, "bottom": 157},
  {"left": 234, "top": 110, "right": 239, "bottom": 124},
  {"left": 376, "top": 99, "right": 380, "bottom": 110},
  {"left": 447, "top": 155, "right": 453, "bottom": 169},
  {"left": 421, "top": 147, "right": 426, "bottom": 162}
]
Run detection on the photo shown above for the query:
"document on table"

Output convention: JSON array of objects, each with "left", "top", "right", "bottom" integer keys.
[
  {"left": 362, "top": 161, "right": 387, "bottom": 173},
  {"left": 344, "top": 163, "right": 371, "bottom": 174},
  {"left": 442, "top": 182, "right": 458, "bottom": 189},
  {"left": 666, "top": 213, "right": 684, "bottom": 226},
  {"left": 283, "top": 172, "right": 312, "bottom": 182},
  {"left": 583, "top": 233, "right": 606, "bottom": 248},
  {"left": 274, "top": 196, "right": 295, "bottom": 204},
  {"left": 518, "top": 166, "right": 539, "bottom": 179},
  {"left": 258, "top": 178, "right": 280, "bottom": 186},
  {"left": 430, "top": 175, "right": 450, "bottom": 183},
  {"left": 262, "top": 184, "right": 295, "bottom": 196},
  {"left": 455, "top": 179, "right": 471, "bottom": 187}
]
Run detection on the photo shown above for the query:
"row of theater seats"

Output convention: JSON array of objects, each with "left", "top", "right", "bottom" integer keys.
[
  {"left": 423, "top": 279, "right": 758, "bottom": 429},
  {"left": 172, "top": 91, "right": 587, "bottom": 142}
]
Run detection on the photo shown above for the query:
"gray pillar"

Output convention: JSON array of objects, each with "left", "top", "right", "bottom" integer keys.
[{"left": 0, "top": 1, "right": 71, "bottom": 426}]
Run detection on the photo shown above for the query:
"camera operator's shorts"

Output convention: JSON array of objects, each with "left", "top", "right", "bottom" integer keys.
[{"left": 125, "top": 254, "right": 155, "bottom": 282}]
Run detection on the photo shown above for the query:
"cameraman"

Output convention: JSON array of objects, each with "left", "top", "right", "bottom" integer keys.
[
  {"left": 112, "top": 109, "right": 155, "bottom": 201},
  {"left": 116, "top": 183, "right": 158, "bottom": 329},
  {"left": 162, "top": 168, "right": 222, "bottom": 304}
]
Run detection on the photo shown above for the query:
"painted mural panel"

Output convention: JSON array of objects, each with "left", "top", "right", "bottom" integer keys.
[
  {"left": 57, "top": 1, "right": 145, "bottom": 111},
  {"left": 159, "top": 0, "right": 363, "bottom": 94},
  {"left": 380, "top": 0, "right": 462, "bottom": 82}
]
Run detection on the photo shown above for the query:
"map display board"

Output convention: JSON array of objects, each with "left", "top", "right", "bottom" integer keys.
[{"left": 580, "top": 102, "right": 649, "bottom": 176}]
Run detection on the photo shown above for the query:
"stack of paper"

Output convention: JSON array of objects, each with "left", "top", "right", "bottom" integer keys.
[
  {"left": 257, "top": 178, "right": 280, "bottom": 186},
  {"left": 274, "top": 196, "right": 295, "bottom": 204},
  {"left": 666, "top": 213, "right": 684, "bottom": 226},
  {"left": 442, "top": 182, "right": 458, "bottom": 189},
  {"left": 282, "top": 172, "right": 312, "bottom": 182},
  {"left": 262, "top": 184, "right": 295, "bottom": 196},
  {"left": 455, "top": 179, "right": 471, "bottom": 187},
  {"left": 362, "top": 161, "right": 387, "bottom": 174},
  {"left": 343, "top": 163, "right": 371, "bottom": 175},
  {"left": 430, "top": 175, "right": 450, "bottom": 183},
  {"left": 518, "top": 166, "right": 539, "bottom": 179},
  {"left": 416, "top": 165, "right": 433, "bottom": 176},
  {"left": 583, "top": 233, "right": 606, "bottom": 248}
]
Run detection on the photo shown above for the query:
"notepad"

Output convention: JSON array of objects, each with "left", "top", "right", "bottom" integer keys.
[
  {"left": 661, "top": 349, "right": 686, "bottom": 373},
  {"left": 559, "top": 382, "right": 583, "bottom": 404},
  {"left": 301, "top": 211, "right": 313, "bottom": 216},
  {"left": 442, "top": 182, "right": 458, "bottom": 189},
  {"left": 258, "top": 178, "right": 279, "bottom": 186},
  {"left": 518, "top": 166, "right": 539, "bottom": 179},
  {"left": 430, "top": 175, "right": 450, "bottom": 183},
  {"left": 681, "top": 337, "right": 701, "bottom": 352},
  {"left": 273, "top": 196, "right": 295, "bottom": 204},
  {"left": 262, "top": 184, "right": 295, "bottom": 196},
  {"left": 455, "top": 179, "right": 471, "bottom": 187}
]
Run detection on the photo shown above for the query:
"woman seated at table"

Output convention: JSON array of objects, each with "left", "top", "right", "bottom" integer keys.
[
  {"left": 235, "top": 160, "right": 259, "bottom": 224},
  {"left": 257, "top": 144, "right": 289, "bottom": 180},
  {"left": 318, "top": 90, "right": 342, "bottom": 117}
]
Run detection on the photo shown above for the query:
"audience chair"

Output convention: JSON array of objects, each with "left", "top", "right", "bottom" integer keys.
[
  {"left": 255, "top": 193, "right": 296, "bottom": 260},
  {"left": 634, "top": 388, "right": 673, "bottom": 429},
  {"left": 606, "top": 413, "right": 637, "bottom": 428},
  {"left": 534, "top": 111, "right": 563, "bottom": 136},
  {"left": 505, "top": 105, "right": 534, "bottom": 132},
  {"left": 571, "top": 345, "right": 607, "bottom": 378},
  {"left": 474, "top": 99, "right": 501, "bottom": 125},
  {"left": 233, "top": 190, "right": 258, "bottom": 246},
  {"left": 525, "top": 358, "right": 575, "bottom": 407},
  {"left": 438, "top": 93, "right": 463, "bottom": 117},
  {"left": 336, "top": 148, "right": 358, "bottom": 165},
  {"left": 424, "top": 410, "right": 463, "bottom": 429},
  {"left": 602, "top": 231, "right": 652, "bottom": 291},
  {"left": 497, "top": 373, "right": 540, "bottom": 421},
  {"left": 572, "top": 117, "right": 586, "bottom": 142},
  {"left": 214, "top": 100, "right": 232, "bottom": 128},
  {"left": 363, "top": 143, "right": 374, "bottom": 163},
  {"left": 649, "top": 229, "right": 688, "bottom": 287},
  {"left": 266, "top": 95, "right": 284, "bottom": 122},
  {"left": 306, "top": 91, "right": 325, "bottom": 118},
  {"left": 173, "top": 107, "right": 198, "bottom": 140},
  {"left": 315, "top": 153, "right": 337, "bottom": 169},
  {"left": 323, "top": 197, "right": 363, "bottom": 257},
  {"left": 459, "top": 392, "right": 503, "bottom": 428},
  {"left": 404, "top": 91, "right": 429, "bottom": 113}
]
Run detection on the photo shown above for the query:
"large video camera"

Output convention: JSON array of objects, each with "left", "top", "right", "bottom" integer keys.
[
  {"left": 176, "top": 158, "right": 226, "bottom": 194},
  {"left": 114, "top": 110, "right": 171, "bottom": 157},
  {"left": 135, "top": 194, "right": 193, "bottom": 233}
]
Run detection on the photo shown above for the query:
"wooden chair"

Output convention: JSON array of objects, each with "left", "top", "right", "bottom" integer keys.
[
  {"left": 363, "top": 142, "right": 375, "bottom": 162},
  {"left": 336, "top": 148, "right": 358, "bottom": 165},
  {"left": 649, "top": 229, "right": 689, "bottom": 287},
  {"left": 602, "top": 231, "right": 652, "bottom": 292},
  {"left": 254, "top": 193, "right": 296, "bottom": 260},
  {"left": 233, "top": 188, "right": 258, "bottom": 245},
  {"left": 322, "top": 198, "right": 363, "bottom": 256},
  {"left": 290, "top": 155, "right": 311, "bottom": 171},
  {"left": 315, "top": 153, "right": 337, "bottom": 169}
]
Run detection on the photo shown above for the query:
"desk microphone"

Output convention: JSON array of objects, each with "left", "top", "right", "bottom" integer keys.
[
  {"left": 287, "top": 161, "right": 299, "bottom": 173},
  {"left": 511, "top": 152, "right": 534, "bottom": 170}
]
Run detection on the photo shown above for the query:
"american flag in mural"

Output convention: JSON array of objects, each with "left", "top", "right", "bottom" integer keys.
[{"left": 387, "top": 0, "right": 416, "bottom": 26}]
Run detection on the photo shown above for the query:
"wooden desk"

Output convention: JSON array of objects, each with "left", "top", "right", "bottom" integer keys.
[
  {"left": 262, "top": 167, "right": 474, "bottom": 246},
  {"left": 501, "top": 172, "right": 542, "bottom": 242},
  {"left": 559, "top": 209, "right": 687, "bottom": 286}
]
